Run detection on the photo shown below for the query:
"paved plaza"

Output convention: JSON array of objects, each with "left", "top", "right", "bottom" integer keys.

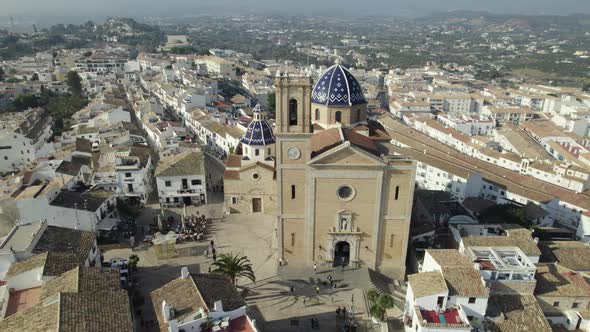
[{"left": 101, "top": 153, "right": 398, "bottom": 331}]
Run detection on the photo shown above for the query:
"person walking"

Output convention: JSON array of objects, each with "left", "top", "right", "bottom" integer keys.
[
  {"left": 336, "top": 306, "right": 341, "bottom": 317},
  {"left": 212, "top": 253, "right": 217, "bottom": 261},
  {"left": 303, "top": 297, "right": 306, "bottom": 306},
  {"left": 313, "top": 263, "right": 317, "bottom": 274},
  {"left": 327, "top": 274, "right": 333, "bottom": 282},
  {"left": 315, "top": 286, "right": 320, "bottom": 294},
  {"left": 342, "top": 306, "right": 347, "bottom": 318},
  {"left": 290, "top": 286, "right": 294, "bottom": 294}
]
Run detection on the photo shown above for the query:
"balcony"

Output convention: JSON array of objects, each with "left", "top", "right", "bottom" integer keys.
[{"left": 178, "top": 189, "right": 196, "bottom": 194}]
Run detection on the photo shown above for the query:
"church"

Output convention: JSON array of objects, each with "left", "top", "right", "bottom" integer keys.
[{"left": 225, "top": 64, "right": 416, "bottom": 278}]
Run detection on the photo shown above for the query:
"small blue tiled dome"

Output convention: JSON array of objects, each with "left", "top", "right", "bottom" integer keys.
[
  {"left": 240, "top": 105, "right": 275, "bottom": 146},
  {"left": 311, "top": 64, "right": 366, "bottom": 106}
]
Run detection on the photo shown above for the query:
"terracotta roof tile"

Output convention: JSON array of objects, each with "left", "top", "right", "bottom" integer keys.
[{"left": 408, "top": 271, "right": 448, "bottom": 297}]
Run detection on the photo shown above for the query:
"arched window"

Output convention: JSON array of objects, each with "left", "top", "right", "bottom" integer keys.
[
  {"left": 355, "top": 109, "right": 361, "bottom": 122},
  {"left": 289, "top": 99, "right": 298, "bottom": 126},
  {"left": 315, "top": 108, "right": 320, "bottom": 121},
  {"left": 335, "top": 111, "right": 342, "bottom": 123}
]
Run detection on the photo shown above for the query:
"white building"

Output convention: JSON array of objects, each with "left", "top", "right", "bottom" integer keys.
[
  {"left": 437, "top": 114, "right": 495, "bottom": 136},
  {"left": 155, "top": 151, "right": 207, "bottom": 206},
  {"left": 14, "top": 185, "right": 117, "bottom": 232},
  {"left": 0, "top": 108, "right": 53, "bottom": 174},
  {"left": 115, "top": 145, "right": 153, "bottom": 205},
  {"left": 405, "top": 249, "right": 489, "bottom": 331},
  {"left": 151, "top": 268, "right": 259, "bottom": 332}
]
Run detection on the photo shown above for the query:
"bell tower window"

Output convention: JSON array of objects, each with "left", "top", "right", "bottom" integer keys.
[
  {"left": 289, "top": 99, "right": 298, "bottom": 126},
  {"left": 335, "top": 111, "right": 342, "bottom": 123},
  {"left": 315, "top": 108, "right": 320, "bottom": 121}
]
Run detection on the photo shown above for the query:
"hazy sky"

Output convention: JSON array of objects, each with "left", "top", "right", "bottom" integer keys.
[{"left": 3, "top": 0, "right": 590, "bottom": 18}]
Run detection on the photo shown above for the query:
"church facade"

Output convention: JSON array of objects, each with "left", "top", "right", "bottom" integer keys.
[{"left": 274, "top": 65, "right": 416, "bottom": 278}]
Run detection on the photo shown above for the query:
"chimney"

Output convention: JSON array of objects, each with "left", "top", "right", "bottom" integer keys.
[
  {"left": 213, "top": 300, "right": 223, "bottom": 312},
  {"left": 162, "top": 300, "right": 171, "bottom": 322},
  {"left": 181, "top": 266, "right": 189, "bottom": 279}
]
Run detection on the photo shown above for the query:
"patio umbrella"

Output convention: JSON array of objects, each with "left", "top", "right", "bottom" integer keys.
[{"left": 157, "top": 214, "right": 163, "bottom": 232}]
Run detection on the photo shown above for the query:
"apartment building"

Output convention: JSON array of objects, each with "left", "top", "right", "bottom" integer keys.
[{"left": 155, "top": 151, "right": 207, "bottom": 206}]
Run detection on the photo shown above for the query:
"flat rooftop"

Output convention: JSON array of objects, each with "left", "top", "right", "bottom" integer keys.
[
  {"left": 0, "top": 221, "right": 45, "bottom": 255},
  {"left": 49, "top": 188, "right": 113, "bottom": 211},
  {"left": 420, "top": 308, "right": 462, "bottom": 325}
]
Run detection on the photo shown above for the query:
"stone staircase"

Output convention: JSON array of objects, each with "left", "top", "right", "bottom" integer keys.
[{"left": 368, "top": 269, "right": 406, "bottom": 309}]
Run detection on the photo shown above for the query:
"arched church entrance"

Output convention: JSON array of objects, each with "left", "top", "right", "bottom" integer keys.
[{"left": 333, "top": 241, "right": 350, "bottom": 267}]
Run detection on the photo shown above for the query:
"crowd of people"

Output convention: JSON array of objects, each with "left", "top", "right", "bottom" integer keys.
[{"left": 176, "top": 213, "right": 208, "bottom": 242}]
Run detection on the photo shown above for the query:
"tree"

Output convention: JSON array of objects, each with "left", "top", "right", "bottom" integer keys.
[
  {"left": 0, "top": 67, "right": 4, "bottom": 82},
  {"left": 83, "top": 51, "right": 92, "bottom": 57},
  {"left": 13, "top": 93, "right": 38, "bottom": 110},
  {"left": 30, "top": 73, "right": 39, "bottom": 81},
  {"left": 66, "top": 71, "right": 82, "bottom": 96},
  {"left": 367, "top": 288, "right": 395, "bottom": 321},
  {"left": 267, "top": 91, "right": 276, "bottom": 114},
  {"left": 210, "top": 253, "right": 255, "bottom": 285},
  {"left": 129, "top": 254, "right": 140, "bottom": 272}
]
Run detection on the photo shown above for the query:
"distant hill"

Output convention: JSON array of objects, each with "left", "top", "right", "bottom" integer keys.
[{"left": 419, "top": 10, "right": 590, "bottom": 31}]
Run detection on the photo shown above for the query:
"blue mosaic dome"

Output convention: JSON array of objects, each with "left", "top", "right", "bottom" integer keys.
[
  {"left": 311, "top": 64, "right": 366, "bottom": 106},
  {"left": 240, "top": 105, "right": 275, "bottom": 146}
]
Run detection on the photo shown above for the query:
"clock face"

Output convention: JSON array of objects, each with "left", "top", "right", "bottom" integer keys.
[{"left": 287, "top": 147, "right": 301, "bottom": 160}]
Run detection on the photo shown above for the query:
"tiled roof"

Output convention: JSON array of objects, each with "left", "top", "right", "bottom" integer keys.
[
  {"left": 59, "top": 291, "right": 133, "bottom": 332},
  {"left": 408, "top": 271, "right": 448, "bottom": 297},
  {"left": 151, "top": 275, "right": 207, "bottom": 332},
  {"left": 462, "top": 228, "right": 541, "bottom": 257},
  {"left": 487, "top": 294, "right": 551, "bottom": 332},
  {"left": 40, "top": 266, "right": 121, "bottom": 301},
  {"left": 311, "top": 64, "right": 366, "bottom": 106},
  {"left": 43, "top": 251, "right": 86, "bottom": 276},
  {"left": 192, "top": 273, "right": 246, "bottom": 311},
  {"left": 534, "top": 263, "right": 590, "bottom": 297},
  {"left": 6, "top": 252, "right": 47, "bottom": 277},
  {"left": 40, "top": 267, "right": 79, "bottom": 301},
  {"left": 310, "top": 127, "right": 380, "bottom": 158},
  {"left": 539, "top": 241, "right": 590, "bottom": 272},
  {"left": 0, "top": 301, "right": 59, "bottom": 332},
  {"left": 441, "top": 267, "right": 489, "bottom": 297},
  {"left": 426, "top": 249, "right": 473, "bottom": 267},
  {"left": 49, "top": 188, "right": 114, "bottom": 212},
  {"left": 379, "top": 115, "right": 590, "bottom": 210},
  {"left": 75, "top": 138, "right": 93, "bottom": 153},
  {"left": 55, "top": 160, "right": 82, "bottom": 176},
  {"left": 155, "top": 151, "right": 205, "bottom": 177},
  {"left": 488, "top": 280, "right": 537, "bottom": 295},
  {"left": 33, "top": 226, "right": 96, "bottom": 255},
  {"left": 151, "top": 273, "right": 247, "bottom": 332}
]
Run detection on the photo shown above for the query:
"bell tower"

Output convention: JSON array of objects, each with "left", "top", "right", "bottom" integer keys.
[{"left": 274, "top": 74, "right": 313, "bottom": 134}]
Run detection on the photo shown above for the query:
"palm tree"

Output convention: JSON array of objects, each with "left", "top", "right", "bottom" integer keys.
[
  {"left": 367, "top": 288, "right": 395, "bottom": 321},
  {"left": 210, "top": 253, "right": 255, "bottom": 285}
]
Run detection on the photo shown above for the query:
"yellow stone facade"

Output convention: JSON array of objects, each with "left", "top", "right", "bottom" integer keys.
[
  {"left": 224, "top": 162, "right": 277, "bottom": 215},
  {"left": 274, "top": 74, "right": 416, "bottom": 279}
]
